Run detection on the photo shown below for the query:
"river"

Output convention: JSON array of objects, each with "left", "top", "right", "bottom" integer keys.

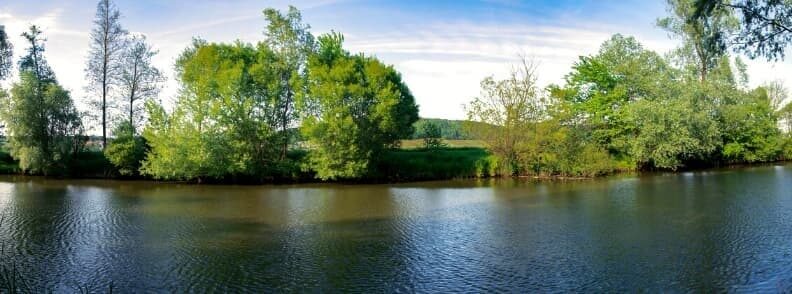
[{"left": 0, "top": 164, "right": 791, "bottom": 292}]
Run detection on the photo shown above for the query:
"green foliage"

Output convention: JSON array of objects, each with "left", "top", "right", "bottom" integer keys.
[
  {"left": 552, "top": 34, "right": 674, "bottom": 157},
  {"left": 421, "top": 122, "right": 446, "bottom": 149},
  {"left": 546, "top": 32, "right": 785, "bottom": 172},
  {"left": 263, "top": 6, "right": 315, "bottom": 158},
  {"left": 105, "top": 121, "right": 146, "bottom": 176},
  {"left": 465, "top": 59, "right": 618, "bottom": 177},
  {"left": 1, "top": 73, "right": 84, "bottom": 175},
  {"left": 377, "top": 147, "right": 492, "bottom": 180},
  {"left": 412, "top": 118, "right": 471, "bottom": 139},
  {"left": 624, "top": 93, "right": 721, "bottom": 169},
  {"left": 717, "top": 86, "right": 782, "bottom": 162},
  {"left": 695, "top": 0, "right": 792, "bottom": 61},
  {"left": 0, "top": 25, "right": 11, "bottom": 81},
  {"left": 299, "top": 33, "right": 419, "bottom": 180},
  {"left": 142, "top": 40, "right": 287, "bottom": 181},
  {"left": 658, "top": 0, "right": 738, "bottom": 81},
  {"left": 0, "top": 27, "right": 84, "bottom": 176}
]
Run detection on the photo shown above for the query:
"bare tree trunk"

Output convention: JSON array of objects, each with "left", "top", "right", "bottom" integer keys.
[{"left": 281, "top": 89, "right": 291, "bottom": 160}]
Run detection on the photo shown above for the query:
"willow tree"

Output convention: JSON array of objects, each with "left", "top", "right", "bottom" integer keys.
[
  {"left": 87, "top": 0, "right": 127, "bottom": 148},
  {"left": 0, "top": 26, "right": 84, "bottom": 175},
  {"left": 299, "top": 33, "right": 418, "bottom": 180}
]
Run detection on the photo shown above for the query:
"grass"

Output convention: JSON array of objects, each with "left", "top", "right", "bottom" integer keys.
[
  {"left": 400, "top": 139, "right": 486, "bottom": 149},
  {"left": 376, "top": 147, "right": 497, "bottom": 181}
]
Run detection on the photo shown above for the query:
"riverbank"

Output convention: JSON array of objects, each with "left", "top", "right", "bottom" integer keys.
[{"left": 1, "top": 146, "right": 789, "bottom": 185}]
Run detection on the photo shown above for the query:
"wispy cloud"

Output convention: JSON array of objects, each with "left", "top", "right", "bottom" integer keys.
[{"left": 0, "top": 0, "right": 789, "bottom": 125}]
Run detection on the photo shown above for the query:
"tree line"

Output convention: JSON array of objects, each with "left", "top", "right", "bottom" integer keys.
[
  {"left": 464, "top": 0, "right": 792, "bottom": 177},
  {"left": 0, "top": 0, "right": 789, "bottom": 181},
  {"left": 0, "top": 3, "right": 418, "bottom": 181}
]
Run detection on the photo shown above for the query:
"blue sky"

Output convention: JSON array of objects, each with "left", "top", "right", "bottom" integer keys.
[{"left": 0, "top": 0, "right": 789, "bottom": 125}]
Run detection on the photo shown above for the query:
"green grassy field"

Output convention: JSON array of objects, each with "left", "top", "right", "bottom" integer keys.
[
  {"left": 377, "top": 147, "right": 497, "bottom": 180},
  {"left": 400, "top": 139, "right": 486, "bottom": 149}
]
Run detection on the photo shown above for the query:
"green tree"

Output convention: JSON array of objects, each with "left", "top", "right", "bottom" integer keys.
[
  {"left": 299, "top": 33, "right": 419, "bottom": 180},
  {"left": 658, "top": 0, "right": 738, "bottom": 82},
  {"left": 624, "top": 88, "right": 721, "bottom": 169},
  {"left": 779, "top": 99, "right": 792, "bottom": 132},
  {"left": 466, "top": 58, "right": 615, "bottom": 176},
  {"left": 718, "top": 84, "right": 782, "bottom": 162},
  {"left": 141, "top": 40, "right": 283, "bottom": 180},
  {"left": 550, "top": 34, "right": 675, "bottom": 159},
  {"left": 762, "top": 80, "right": 788, "bottom": 112},
  {"left": 0, "top": 26, "right": 84, "bottom": 175},
  {"left": 695, "top": 0, "right": 792, "bottom": 61},
  {"left": 421, "top": 122, "right": 446, "bottom": 149},
  {"left": 263, "top": 6, "right": 316, "bottom": 159},
  {"left": 105, "top": 121, "right": 145, "bottom": 176},
  {"left": 0, "top": 25, "right": 12, "bottom": 81}
]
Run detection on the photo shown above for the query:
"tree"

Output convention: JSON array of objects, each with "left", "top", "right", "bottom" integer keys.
[
  {"left": 299, "top": 33, "right": 419, "bottom": 180},
  {"left": 718, "top": 86, "right": 782, "bottom": 162},
  {"left": 141, "top": 40, "right": 283, "bottom": 180},
  {"left": 625, "top": 89, "right": 721, "bottom": 169},
  {"left": 550, "top": 34, "right": 675, "bottom": 158},
  {"left": 18, "top": 26, "right": 55, "bottom": 84},
  {"left": 658, "top": 0, "right": 738, "bottom": 82},
  {"left": 117, "top": 35, "right": 163, "bottom": 133},
  {"left": 695, "top": 0, "right": 792, "bottom": 61},
  {"left": 263, "top": 6, "right": 316, "bottom": 159},
  {"left": 465, "top": 59, "right": 549, "bottom": 175},
  {"left": 466, "top": 58, "right": 615, "bottom": 177},
  {"left": 762, "top": 80, "right": 788, "bottom": 112},
  {"left": 105, "top": 121, "right": 145, "bottom": 176},
  {"left": 780, "top": 101, "right": 792, "bottom": 132},
  {"left": 0, "top": 25, "right": 12, "bottom": 81},
  {"left": 87, "top": 0, "right": 127, "bottom": 149},
  {"left": 421, "top": 122, "right": 446, "bottom": 149},
  {"left": 0, "top": 26, "right": 84, "bottom": 175}
]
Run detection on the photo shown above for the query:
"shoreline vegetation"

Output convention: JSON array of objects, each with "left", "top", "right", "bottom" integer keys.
[{"left": 0, "top": 1, "right": 790, "bottom": 185}]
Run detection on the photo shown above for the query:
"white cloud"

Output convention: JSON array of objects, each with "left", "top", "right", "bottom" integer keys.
[
  {"left": 342, "top": 21, "right": 674, "bottom": 119},
  {"left": 1, "top": 1, "right": 790, "bottom": 128}
]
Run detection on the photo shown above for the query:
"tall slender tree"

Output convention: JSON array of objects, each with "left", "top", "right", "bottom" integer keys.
[
  {"left": 0, "top": 26, "right": 83, "bottom": 175},
  {"left": 87, "top": 0, "right": 127, "bottom": 149},
  {"left": 658, "top": 0, "right": 738, "bottom": 82},
  {"left": 263, "top": 6, "right": 316, "bottom": 159},
  {"left": 117, "top": 35, "right": 163, "bottom": 134},
  {"left": 0, "top": 25, "right": 12, "bottom": 81}
]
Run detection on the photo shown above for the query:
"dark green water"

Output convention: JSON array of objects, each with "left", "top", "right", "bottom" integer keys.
[{"left": 1, "top": 164, "right": 792, "bottom": 292}]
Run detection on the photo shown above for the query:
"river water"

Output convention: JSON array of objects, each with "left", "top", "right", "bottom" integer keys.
[{"left": 0, "top": 164, "right": 791, "bottom": 292}]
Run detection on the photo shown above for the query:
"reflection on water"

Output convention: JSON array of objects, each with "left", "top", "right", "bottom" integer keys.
[{"left": 0, "top": 165, "right": 792, "bottom": 291}]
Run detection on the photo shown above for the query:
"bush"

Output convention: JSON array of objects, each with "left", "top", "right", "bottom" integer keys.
[{"left": 105, "top": 122, "right": 147, "bottom": 176}]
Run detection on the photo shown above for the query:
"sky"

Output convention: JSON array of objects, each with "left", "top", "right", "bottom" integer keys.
[{"left": 0, "top": 0, "right": 790, "bottom": 127}]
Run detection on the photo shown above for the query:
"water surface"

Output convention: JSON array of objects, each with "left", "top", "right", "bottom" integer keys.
[{"left": 1, "top": 165, "right": 792, "bottom": 292}]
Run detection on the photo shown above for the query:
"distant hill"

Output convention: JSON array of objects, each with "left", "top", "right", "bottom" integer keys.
[{"left": 411, "top": 118, "right": 473, "bottom": 140}]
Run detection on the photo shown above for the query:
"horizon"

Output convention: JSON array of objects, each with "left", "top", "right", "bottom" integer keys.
[{"left": 0, "top": 0, "right": 790, "bottom": 130}]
